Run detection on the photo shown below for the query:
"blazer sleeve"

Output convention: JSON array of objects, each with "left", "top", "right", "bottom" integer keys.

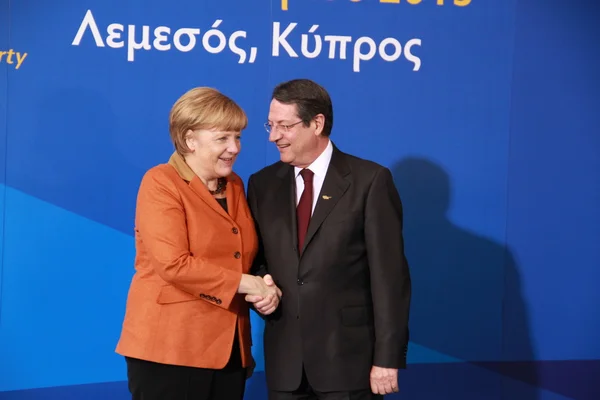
[
  {"left": 364, "top": 167, "right": 412, "bottom": 369},
  {"left": 135, "top": 167, "right": 242, "bottom": 310}
]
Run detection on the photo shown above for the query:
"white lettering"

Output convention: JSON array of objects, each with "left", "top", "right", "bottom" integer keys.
[
  {"left": 249, "top": 47, "right": 258, "bottom": 63},
  {"left": 127, "top": 25, "right": 152, "bottom": 62},
  {"left": 70, "top": 13, "right": 421, "bottom": 71},
  {"left": 72, "top": 9, "right": 105, "bottom": 47},
  {"left": 202, "top": 20, "right": 227, "bottom": 54},
  {"left": 300, "top": 25, "right": 322, "bottom": 59},
  {"left": 228, "top": 31, "right": 248, "bottom": 63},
  {"left": 174, "top": 28, "right": 200, "bottom": 52},
  {"left": 404, "top": 38, "right": 422, "bottom": 71},
  {"left": 106, "top": 23, "right": 125, "bottom": 48},
  {"left": 324, "top": 35, "right": 352, "bottom": 59},
  {"left": 272, "top": 22, "right": 298, "bottom": 57},
  {"left": 153, "top": 26, "right": 171, "bottom": 51},
  {"left": 378, "top": 37, "right": 402, "bottom": 62},
  {"left": 353, "top": 37, "right": 377, "bottom": 72}
]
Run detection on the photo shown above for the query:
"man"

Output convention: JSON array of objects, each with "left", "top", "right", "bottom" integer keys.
[{"left": 246, "top": 79, "right": 411, "bottom": 399}]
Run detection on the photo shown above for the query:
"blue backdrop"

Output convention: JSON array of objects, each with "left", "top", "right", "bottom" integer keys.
[{"left": 0, "top": 0, "right": 598, "bottom": 399}]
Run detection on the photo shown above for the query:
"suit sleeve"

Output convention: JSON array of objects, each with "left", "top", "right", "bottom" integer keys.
[
  {"left": 135, "top": 168, "right": 242, "bottom": 309},
  {"left": 364, "top": 167, "right": 411, "bottom": 369},
  {"left": 247, "top": 174, "right": 268, "bottom": 278}
]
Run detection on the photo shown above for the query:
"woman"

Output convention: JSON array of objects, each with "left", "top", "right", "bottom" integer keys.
[{"left": 115, "top": 87, "right": 279, "bottom": 400}]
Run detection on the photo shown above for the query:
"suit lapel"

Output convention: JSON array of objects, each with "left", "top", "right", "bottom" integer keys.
[
  {"left": 262, "top": 163, "right": 300, "bottom": 261},
  {"left": 272, "top": 164, "right": 299, "bottom": 257},
  {"left": 302, "top": 148, "right": 351, "bottom": 254}
]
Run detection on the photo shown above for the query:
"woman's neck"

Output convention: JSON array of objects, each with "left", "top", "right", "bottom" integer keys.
[
  {"left": 200, "top": 176, "right": 219, "bottom": 192},
  {"left": 184, "top": 157, "right": 219, "bottom": 191}
]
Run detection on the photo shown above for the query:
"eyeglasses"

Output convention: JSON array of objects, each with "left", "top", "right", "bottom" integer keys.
[{"left": 264, "top": 120, "right": 303, "bottom": 134}]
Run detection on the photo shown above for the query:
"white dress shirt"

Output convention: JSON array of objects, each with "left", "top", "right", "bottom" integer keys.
[{"left": 294, "top": 140, "right": 334, "bottom": 215}]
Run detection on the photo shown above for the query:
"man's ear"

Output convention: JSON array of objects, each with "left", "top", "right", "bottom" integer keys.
[{"left": 313, "top": 114, "right": 325, "bottom": 136}]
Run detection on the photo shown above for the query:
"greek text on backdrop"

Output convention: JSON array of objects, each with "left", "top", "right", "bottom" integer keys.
[{"left": 70, "top": 9, "right": 421, "bottom": 72}]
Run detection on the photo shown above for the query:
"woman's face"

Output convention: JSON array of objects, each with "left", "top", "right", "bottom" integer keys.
[{"left": 185, "top": 128, "right": 241, "bottom": 180}]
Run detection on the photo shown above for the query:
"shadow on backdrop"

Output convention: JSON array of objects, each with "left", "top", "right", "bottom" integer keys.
[
  {"left": 6, "top": 87, "right": 148, "bottom": 236},
  {"left": 391, "top": 157, "right": 539, "bottom": 400}
]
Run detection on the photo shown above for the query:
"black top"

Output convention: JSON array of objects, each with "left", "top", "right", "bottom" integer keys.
[{"left": 216, "top": 197, "right": 228, "bottom": 213}]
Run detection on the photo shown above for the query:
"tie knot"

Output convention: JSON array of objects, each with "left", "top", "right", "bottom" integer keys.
[{"left": 300, "top": 168, "right": 314, "bottom": 183}]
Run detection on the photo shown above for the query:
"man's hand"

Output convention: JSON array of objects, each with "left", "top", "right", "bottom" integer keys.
[
  {"left": 245, "top": 274, "right": 282, "bottom": 315},
  {"left": 370, "top": 366, "right": 399, "bottom": 395}
]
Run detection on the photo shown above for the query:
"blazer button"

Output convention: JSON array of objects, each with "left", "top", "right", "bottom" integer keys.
[
  {"left": 297, "top": 279, "right": 303, "bottom": 285},
  {"left": 234, "top": 252, "right": 241, "bottom": 259},
  {"left": 232, "top": 227, "right": 239, "bottom": 234}
]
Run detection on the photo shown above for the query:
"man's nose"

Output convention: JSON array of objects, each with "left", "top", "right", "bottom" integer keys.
[{"left": 269, "top": 128, "right": 282, "bottom": 142}]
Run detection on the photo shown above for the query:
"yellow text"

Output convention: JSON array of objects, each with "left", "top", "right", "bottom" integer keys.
[
  {"left": 283, "top": 0, "right": 472, "bottom": 9},
  {"left": 374, "top": 0, "right": 472, "bottom": 4},
  {"left": 0, "top": 49, "right": 28, "bottom": 70}
]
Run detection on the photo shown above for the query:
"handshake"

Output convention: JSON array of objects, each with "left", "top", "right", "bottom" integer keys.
[{"left": 238, "top": 274, "right": 282, "bottom": 316}]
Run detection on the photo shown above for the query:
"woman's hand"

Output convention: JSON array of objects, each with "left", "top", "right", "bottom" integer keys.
[{"left": 239, "top": 274, "right": 282, "bottom": 315}]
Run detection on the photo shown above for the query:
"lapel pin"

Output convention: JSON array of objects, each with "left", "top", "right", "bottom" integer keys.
[{"left": 322, "top": 195, "right": 332, "bottom": 200}]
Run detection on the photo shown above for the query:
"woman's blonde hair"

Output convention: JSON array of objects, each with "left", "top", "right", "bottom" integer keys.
[{"left": 169, "top": 87, "right": 248, "bottom": 154}]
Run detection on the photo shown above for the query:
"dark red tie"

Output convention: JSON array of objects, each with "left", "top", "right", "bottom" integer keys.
[{"left": 297, "top": 168, "right": 314, "bottom": 253}]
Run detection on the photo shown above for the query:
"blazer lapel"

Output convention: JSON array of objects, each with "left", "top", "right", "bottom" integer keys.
[
  {"left": 188, "top": 179, "right": 231, "bottom": 220},
  {"left": 302, "top": 148, "right": 351, "bottom": 254},
  {"left": 226, "top": 176, "right": 240, "bottom": 221}
]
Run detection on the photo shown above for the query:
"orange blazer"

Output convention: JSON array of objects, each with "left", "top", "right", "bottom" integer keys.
[{"left": 115, "top": 152, "right": 258, "bottom": 369}]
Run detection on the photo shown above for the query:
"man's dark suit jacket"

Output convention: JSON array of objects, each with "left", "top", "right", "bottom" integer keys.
[{"left": 247, "top": 144, "right": 411, "bottom": 393}]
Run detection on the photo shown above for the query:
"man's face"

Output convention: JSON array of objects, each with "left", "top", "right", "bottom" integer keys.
[{"left": 267, "top": 99, "right": 319, "bottom": 168}]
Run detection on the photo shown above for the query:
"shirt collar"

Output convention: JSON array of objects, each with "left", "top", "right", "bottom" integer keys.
[{"left": 294, "top": 139, "right": 333, "bottom": 179}]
